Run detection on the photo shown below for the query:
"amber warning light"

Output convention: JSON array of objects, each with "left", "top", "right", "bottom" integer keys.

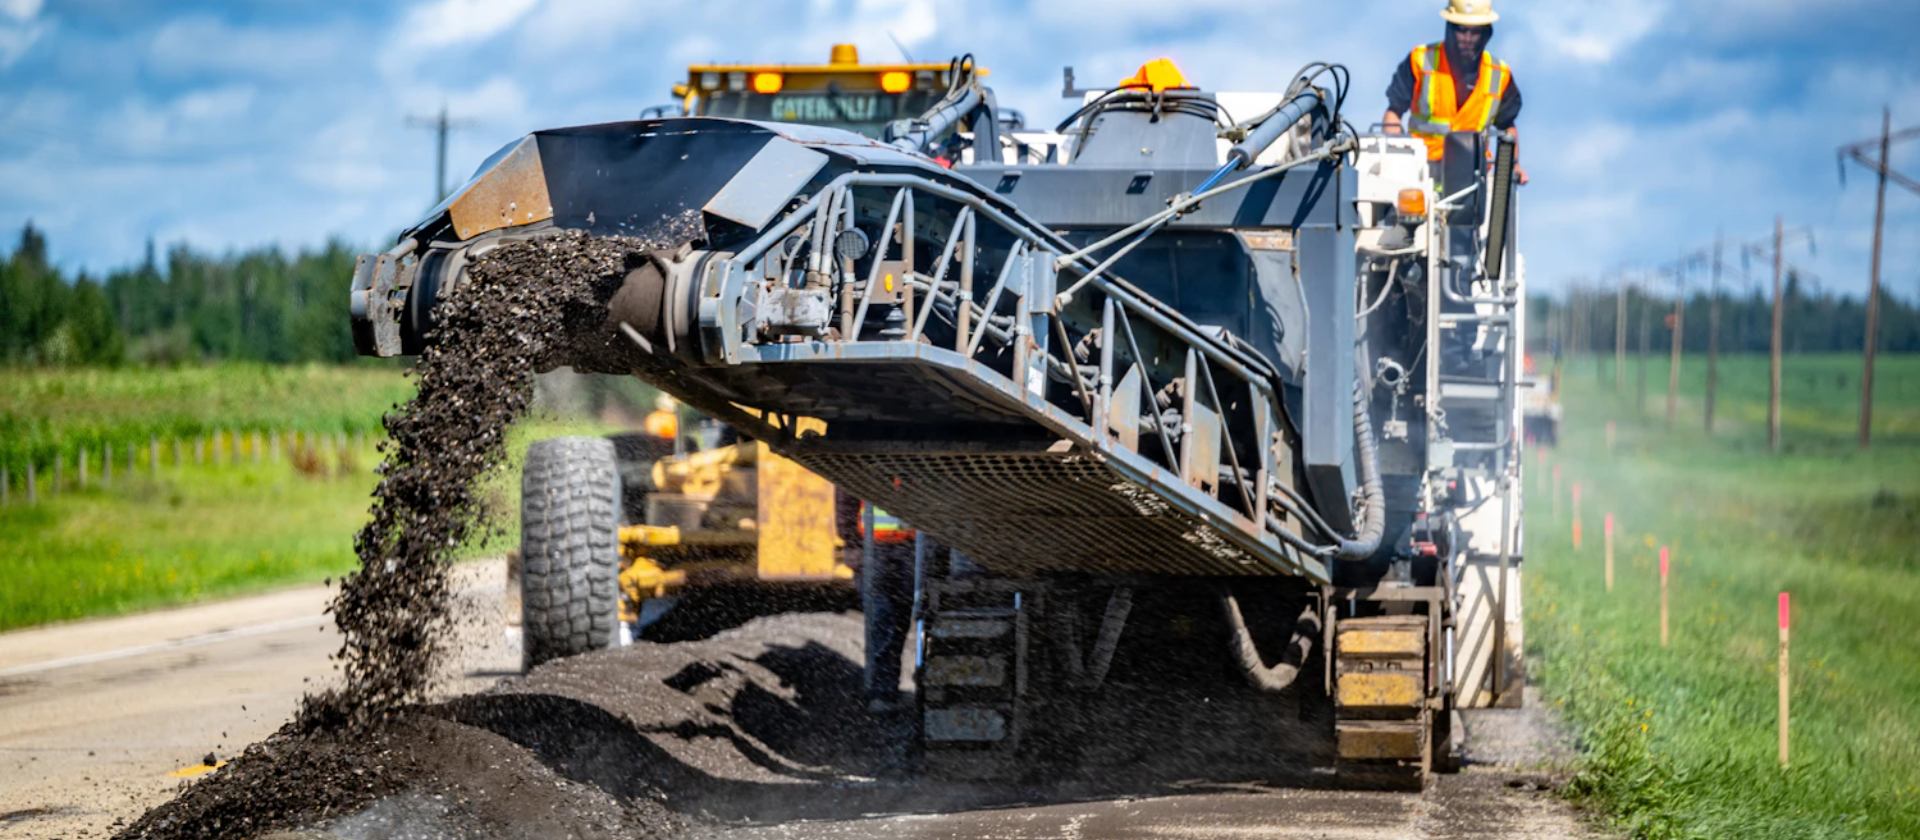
[
  {"left": 1396, "top": 188, "right": 1427, "bottom": 219},
  {"left": 879, "top": 71, "right": 912, "bottom": 93},
  {"left": 751, "top": 72, "right": 784, "bottom": 94}
]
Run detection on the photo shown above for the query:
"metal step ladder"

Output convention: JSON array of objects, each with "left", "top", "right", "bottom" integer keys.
[{"left": 917, "top": 578, "right": 1032, "bottom": 780}]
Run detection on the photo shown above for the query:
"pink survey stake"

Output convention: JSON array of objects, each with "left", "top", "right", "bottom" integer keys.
[{"left": 1780, "top": 592, "right": 1790, "bottom": 630}]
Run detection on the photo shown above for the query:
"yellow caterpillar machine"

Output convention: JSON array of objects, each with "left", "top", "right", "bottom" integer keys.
[{"left": 661, "top": 44, "right": 995, "bottom": 140}]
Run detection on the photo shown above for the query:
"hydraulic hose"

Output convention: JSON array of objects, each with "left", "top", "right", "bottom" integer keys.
[
  {"left": 1256, "top": 346, "right": 1385, "bottom": 562},
  {"left": 1334, "top": 346, "right": 1387, "bottom": 560},
  {"left": 1190, "top": 90, "right": 1324, "bottom": 197},
  {"left": 1221, "top": 595, "right": 1320, "bottom": 694},
  {"left": 1224, "top": 90, "right": 1324, "bottom": 172},
  {"left": 888, "top": 56, "right": 982, "bottom": 156}
]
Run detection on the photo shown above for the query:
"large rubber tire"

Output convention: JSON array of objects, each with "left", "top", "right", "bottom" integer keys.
[{"left": 520, "top": 436, "right": 622, "bottom": 669}]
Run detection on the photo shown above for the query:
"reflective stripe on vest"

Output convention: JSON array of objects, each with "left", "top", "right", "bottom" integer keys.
[{"left": 1406, "top": 43, "right": 1511, "bottom": 160}]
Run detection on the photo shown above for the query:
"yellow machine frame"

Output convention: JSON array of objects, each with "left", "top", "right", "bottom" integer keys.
[{"left": 616, "top": 441, "right": 852, "bottom": 622}]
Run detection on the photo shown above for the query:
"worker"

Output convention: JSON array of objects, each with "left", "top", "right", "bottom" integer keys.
[
  {"left": 1381, "top": 0, "right": 1528, "bottom": 186},
  {"left": 861, "top": 504, "right": 916, "bottom": 712}
]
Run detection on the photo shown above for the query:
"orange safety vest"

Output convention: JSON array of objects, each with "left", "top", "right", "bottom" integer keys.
[{"left": 1406, "top": 42, "right": 1511, "bottom": 161}]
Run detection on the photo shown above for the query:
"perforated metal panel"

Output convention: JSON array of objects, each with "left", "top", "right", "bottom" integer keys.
[{"left": 786, "top": 445, "right": 1284, "bottom": 578}]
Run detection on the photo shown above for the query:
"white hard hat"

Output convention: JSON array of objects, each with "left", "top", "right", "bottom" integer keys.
[
  {"left": 1440, "top": 0, "right": 1498, "bottom": 25},
  {"left": 654, "top": 394, "right": 676, "bottom": 413}
]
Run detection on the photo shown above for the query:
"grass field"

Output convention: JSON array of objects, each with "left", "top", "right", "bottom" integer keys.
[
  {"left": 1529, "top": 353, "right": 1920, "bottom": 838},
  {"left": 0, "top": 363, "right": 416, "bottom": 478},
  {"left": 0, "top": 364, "right": 622, "bottom": 631}
]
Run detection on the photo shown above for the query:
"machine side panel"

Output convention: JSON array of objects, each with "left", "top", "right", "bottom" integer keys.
[
  {"left": 705, "top": 141, "right": 830, "bottom": 229},
  {"left": 1298, "top": 223, "right": 1356, "bottom": 532},
  {"left": 954, "top": 162, "right": 1345, "bottom": 230}
]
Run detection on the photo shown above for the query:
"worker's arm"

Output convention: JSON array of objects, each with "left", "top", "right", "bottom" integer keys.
[{"left": 1382, "top": 59, "right": 1415, "bottom": 135}]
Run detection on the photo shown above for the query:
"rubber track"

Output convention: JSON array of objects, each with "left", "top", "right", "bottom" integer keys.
[{"left": 520, "top": 436, "right": 622, "bottom": 668}]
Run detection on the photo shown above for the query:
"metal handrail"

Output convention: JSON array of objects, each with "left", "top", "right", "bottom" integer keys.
[{"left": 722, "top": 171, "right": 1287, "bottom": 399}]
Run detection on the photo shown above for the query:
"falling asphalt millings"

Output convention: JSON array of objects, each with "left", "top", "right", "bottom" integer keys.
[{"left": 116, "top": 232, "right": 661, "bottom": 839}]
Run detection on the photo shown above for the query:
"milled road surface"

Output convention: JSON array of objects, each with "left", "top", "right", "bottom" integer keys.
[
  {"left": 0, "top": 561, "right": 518, "bottom": 839},
  {"left": 0, "top": 562, "right": 1598, "bottom": 839}
]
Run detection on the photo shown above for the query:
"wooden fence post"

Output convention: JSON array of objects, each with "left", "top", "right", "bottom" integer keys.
[
  {"left": 1779, "top": 591, "right": 1791, "bottom": 769},
  {"left": 1552, "top": 464, "right": 1562, "bottom": 521},
  {"left": 1572, "top": 483, "right": 1583, "bottom": 550},
  {"left": 1659, "top": 547, "right": 1670, "bottom": 646},
  {"left": 1605, "top": 513, "right": 1615, "bottom": 592}
]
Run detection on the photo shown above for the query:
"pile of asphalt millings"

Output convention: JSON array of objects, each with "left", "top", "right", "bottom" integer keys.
[{"left": 117, "top": 231, "right": 662, "bottom": 840}]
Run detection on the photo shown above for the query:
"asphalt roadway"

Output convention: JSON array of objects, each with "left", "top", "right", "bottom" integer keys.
[{"left": 0, "top": 560, "right": 1598, "bottom": 839}]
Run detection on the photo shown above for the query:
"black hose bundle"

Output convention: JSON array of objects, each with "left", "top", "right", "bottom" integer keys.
[{"left": 1221, "top": 595, "right": 1320, "bottom": 693}]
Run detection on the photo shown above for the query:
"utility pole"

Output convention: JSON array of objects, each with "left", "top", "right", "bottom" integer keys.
[
  {"left": 1638, "top": 282, "right": 1650, "bottom": 417},
  {"left": 1568, "top": 285, "right": 1580, "bottom": 370},
  {"left": 1667, "top": 260, "right": 1685, "bottom": 429},
  {"left": 407, "top": 106, "right": 476, "bottom": 204},
  {"left": 1839, "top": 108, "right": 1920, "bottom": 450},
  {"left": 1707, "top": 233, "right": 1722, "bottom": 434},
  {"left": 1615, "top": 275, "right": 1627, "bottom": 393},
  {"left": 1770, "top": 215, "right": 1784, "bottom": 453},
  {"left": 1589, "top": 284, "right": 1604, "bottom": 381}
]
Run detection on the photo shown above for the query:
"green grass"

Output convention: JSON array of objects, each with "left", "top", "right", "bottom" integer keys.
[
  {"left": 1, "top": 447, "right": 386, "bottom": 629},
  {"left": 1530, "top": 353, "right": 1920, "bottom": 838},
  {"left": 0, "top": 364, "right": 624, "bottom": 631},
  {"left": 0, "top": 362, "right": 416, "bottom": 479}
]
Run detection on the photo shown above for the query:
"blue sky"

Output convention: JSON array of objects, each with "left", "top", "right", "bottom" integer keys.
[{"left": 2, "top": 0, "right": 1917, "bottom": 299}]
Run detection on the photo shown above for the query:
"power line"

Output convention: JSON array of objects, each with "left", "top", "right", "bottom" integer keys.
[{"left": 406, "top": 106, "right": 478, "bottom": 204}]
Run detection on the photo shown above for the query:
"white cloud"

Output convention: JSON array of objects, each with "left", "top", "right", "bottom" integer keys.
[
  {"left": 1523, "top": 0, "right": 1666, "bottom": 64},
  {"left": 398, "top": 0, "right": 543, "bottom": 50},
  {"left": 173, "top": 85, "right": 256, "bottom": 121},
  {"left": 0, "top": 12, "right": 45, "bottom": 67},
  {"left": 444, "top": 75, "right": 531, "bottom": 121},
  {"left": 0, "top": 0, "right": 40, "bottom": 22},
  {"left": 147, "top": 16, "right": 355, "bottom": 80},
  {"left": 812, "top": 0, "right": 936, "bottom": 51},
  {"left": 1555, "top": 122, "right": 1634, "bottom": 173}
]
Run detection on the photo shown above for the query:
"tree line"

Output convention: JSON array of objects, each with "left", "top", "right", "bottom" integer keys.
[
  {"left": 1534, "top": 270, "right": 1920, "bottom": 356},
  {"left": 1, "top": 222, "right": 361, "bottom": 366}
]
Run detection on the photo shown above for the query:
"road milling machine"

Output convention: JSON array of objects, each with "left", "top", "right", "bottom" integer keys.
[{"left": 349, "top": 55, "right": 1529, "bottom": 786}]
